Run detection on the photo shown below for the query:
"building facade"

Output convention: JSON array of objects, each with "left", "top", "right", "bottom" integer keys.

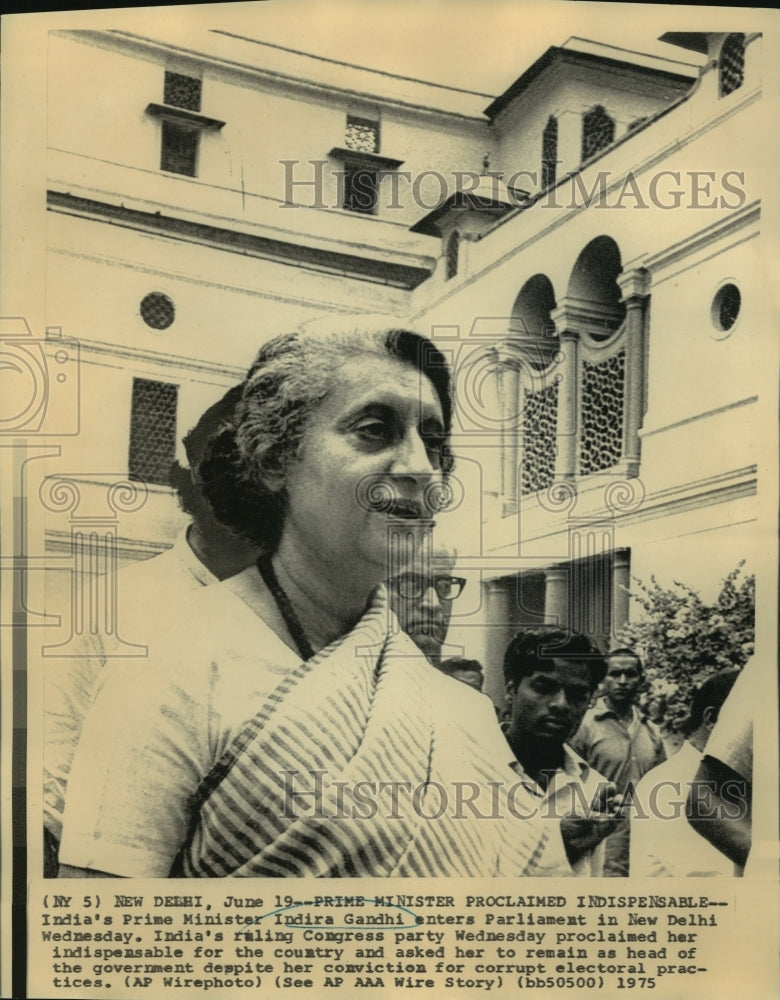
[{"left": 33, "top": 27, "right": 765, "bottom": 703}]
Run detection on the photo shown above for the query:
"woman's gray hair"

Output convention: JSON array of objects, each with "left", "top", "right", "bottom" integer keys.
[{"left": 199, "top": 316, "right": 454, "bottom": 553}]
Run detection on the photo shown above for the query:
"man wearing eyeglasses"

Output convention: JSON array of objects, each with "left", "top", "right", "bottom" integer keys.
[
  {"left": 387, "top": 541, "right": 465, "bottom": 666},
  {"left": 570, "top": 648, "right": 666, "bottom": 876}
]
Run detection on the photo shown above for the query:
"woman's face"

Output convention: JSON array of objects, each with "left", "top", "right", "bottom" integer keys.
[{"left": 281, "top": 354, "right": 446, "bottom": 579}]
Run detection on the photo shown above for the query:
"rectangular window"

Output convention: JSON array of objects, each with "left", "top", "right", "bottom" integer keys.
[
  {"left": 342, "top": 165, "right": 379, "bottom": 214},
  {"left": 164, "top": 70, "right": 202, "bottom": 112},
  {"left": 160, "top": 119, "right": 199, "bottom": 176},
  {"left": 128, "top": 378, "right": 178, "bottom": 486}
]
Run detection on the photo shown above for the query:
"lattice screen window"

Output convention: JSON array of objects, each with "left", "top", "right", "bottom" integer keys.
[
  {"left": 346, "top": 116, "right": 380, "bottom": 153},
  {"left": 579, "top": 350, "right": 625, "bottom": 476},
  {"left": 581, "top": 105, "right": 615, "bottom": 161},
  {"left": 140, "top": 292, "right": 175, "bottom": 330},
  {"left": 719, "top": 34, "right": 745, "bottom": 97},
  {"left": 164, "top": 71, "right": 202, "bottom": 112},
  {"left": 128, "top": 378, "right": 179, "bottom": 486},
  {"left": 541, "top": 116, "right": 558, "bottom": 189},
  {"left": 521, "top": 381, "right": 559, "bottom": 494},
  {"left": 445, "top": 231, "right": 460, "bottom": 280}
]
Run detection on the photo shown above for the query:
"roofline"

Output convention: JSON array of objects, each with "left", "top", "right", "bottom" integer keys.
[
  {"left": 485, "top": 45, "right": 696, "bottom": 120},
  {"left": 410, "top": 189, "right": 517, "bottom": 236},
  {"left": 102, "top": 29, "right": 488, "bottom": 124},
  {"left": 658, "top": 32, "right": 709, "bottom": 55}
]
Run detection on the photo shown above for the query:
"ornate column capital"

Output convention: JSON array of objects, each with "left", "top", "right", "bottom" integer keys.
[
  {"left": 617, "top": 266, "right": 651, "bottom": 305},
  {"left": 491, "top": 336, "right": 559, "bottom": 374},
  {"left": 550, "top": 301, "right": 581, "bottom": 338},
  {"left": 613, "top": 547, "right": 632, "bottom": 571},
  {"left": 552, "top": 296, "right": 623, "bottom": 340},
  {"left": 544, "top": 565, "right": 569, "bottom": 584}
]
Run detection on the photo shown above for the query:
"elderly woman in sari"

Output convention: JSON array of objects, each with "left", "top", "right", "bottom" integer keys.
[{"left": 58, "top": 318, "right": 575, "bottom": 878}]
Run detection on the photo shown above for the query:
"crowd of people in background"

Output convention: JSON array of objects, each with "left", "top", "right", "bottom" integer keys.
[
  {"left": 380, "top": 527, "right": 752, "bottom": 879},
  {"left": 43, "top": 317, "right": 753, "bottom": 880}
]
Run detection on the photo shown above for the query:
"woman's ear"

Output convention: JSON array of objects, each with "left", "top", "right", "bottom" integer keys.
[
  {"left": 253, "top": 447, "right": 288, "bottom": 494},
  {"left": 257, "top": 467, "right": 286, "bottom": 493}
]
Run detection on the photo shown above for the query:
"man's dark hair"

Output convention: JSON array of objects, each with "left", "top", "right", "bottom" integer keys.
[
  {"left": 605, "top": 647, "right": 644, "bottom": 672},
  {"left": 169, "top": 383, "right": 245, "bottom": 516},
  {"left": 504, "top": 627, "right": 606, "bottom": 692},
  {"left": 685, "top": 668, "right": 741, "bottom": 735},
  {"left": 440, "top": 657, "right": 483, "bottom": 678}
]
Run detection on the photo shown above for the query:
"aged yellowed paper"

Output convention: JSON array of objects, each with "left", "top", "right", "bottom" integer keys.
[{"left": 1, "top": 2, "right": 778, "bottom": 999}]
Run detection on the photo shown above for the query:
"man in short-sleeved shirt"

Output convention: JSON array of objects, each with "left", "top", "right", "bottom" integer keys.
[
  {"left": 504, "top": 628, "right": 620, "bottom": 876},
  {"left": 571, "top": 648, "right": 666, "bottom": 876}
]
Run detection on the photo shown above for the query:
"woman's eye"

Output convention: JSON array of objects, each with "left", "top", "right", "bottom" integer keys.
[{"left": 355, "top": 420, "right": 392, "bottom": 442}]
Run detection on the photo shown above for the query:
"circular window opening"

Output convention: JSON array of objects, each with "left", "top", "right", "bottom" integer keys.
[
  {"left": 140, "top": 292, "right": 175, "bottom": 330},
  {"left": 711, "top": 283, "right": 741, "bottom": 333}
]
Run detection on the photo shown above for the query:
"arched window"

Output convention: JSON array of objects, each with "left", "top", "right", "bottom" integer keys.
[
  {"left": 445, "top": 231, "right": 459, "bottom": 280},
  {"left": 719, "top": 33, "right": 745, "bottom": 97},
  {"left": 541, "top": 116, "right": 558, "bottom": 189},
  {"left": 581, "top": 105, "right": 615, "bottom": 162},
  {"left": 565, "top": 237, "right": 631, "bottom": 478}
]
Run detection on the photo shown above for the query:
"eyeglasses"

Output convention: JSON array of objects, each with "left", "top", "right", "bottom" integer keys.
[
  {"left": 389, "top": 573, "right": 466, "bottom": 601},
  {"left": 607, "top": 668, "right": 640, "bottom": 680}
]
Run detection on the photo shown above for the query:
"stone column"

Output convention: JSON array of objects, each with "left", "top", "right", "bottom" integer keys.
[
  {"left": 617, "top": 267, "right": 651, "bottom": 478},
  {"left": 493, "top": 343, "right": 526, "bottom": 511},
  {"left": 543, "top": 564, "right": 570, "bottom": 629},
  {"left": 549, "top": 307, "right": 580, "bottom": 484},
  {"left": 612, "top": 547, "right": 632, "bottom": 638},
  {"left": 567, "top": 520, "right": 616, "bottom": 647},
  {"left": 496, "top": 353, "right": 520, "bottom": 508},
  {"left": 482, "top": 577, "right": 514, "bottom": 707}
]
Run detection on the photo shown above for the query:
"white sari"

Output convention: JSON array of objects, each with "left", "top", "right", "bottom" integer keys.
[{"left": 174, "top": 587, "right": 571, "bottom": 878}]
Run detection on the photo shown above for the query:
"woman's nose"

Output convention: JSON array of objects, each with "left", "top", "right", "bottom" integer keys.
[{"left": 391, "top": 431, "right": 440, "bottom": 477}]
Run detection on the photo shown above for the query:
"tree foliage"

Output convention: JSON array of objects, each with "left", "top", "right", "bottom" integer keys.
[{"left": 615, "top": 562, "right": 755, "bottom": 737}]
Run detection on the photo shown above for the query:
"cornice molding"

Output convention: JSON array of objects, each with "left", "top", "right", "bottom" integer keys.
[
  {"left": 74, "top": 336, "right": 245, "bottom": 380},
  {"left": 48, "top": 190, "right": 433, "bottom": 290}
]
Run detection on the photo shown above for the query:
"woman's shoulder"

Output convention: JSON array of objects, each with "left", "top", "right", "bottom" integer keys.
[
  {"left": 159, "top": 568, "right": 284, "bottom": 652},
  {"left": 95, "top": 571, "right": 284, "bottom": 696}
]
